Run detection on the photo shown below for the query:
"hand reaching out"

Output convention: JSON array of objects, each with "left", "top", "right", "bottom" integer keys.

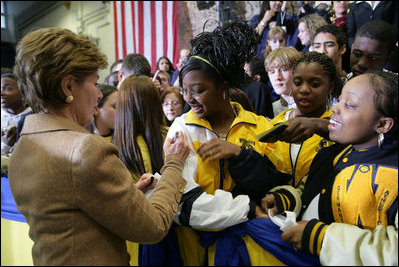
[
  {"left": 136, "top": 173, "right": 157, "bottom": 193},
  {"left": 261, "top": 193, "right": 278, "bottom": 216},
  {"left": 196, "top": 138, "right": 241, "bottom": 162}
]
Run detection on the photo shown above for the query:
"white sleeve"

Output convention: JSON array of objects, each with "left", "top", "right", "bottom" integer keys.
[
  {"left": 168, "top": 117, "right": 251, "bottom": 230},
  {"left": 320, "top": 211, "right": 398, "bottom": 266}
]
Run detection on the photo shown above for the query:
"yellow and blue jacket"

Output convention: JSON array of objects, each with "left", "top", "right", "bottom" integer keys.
[
  {"left": 268, "top": 108, "right": 334, "bottom": 187},
  {"left": 167, "top": 102, "right": 288, "bottom": 265}
]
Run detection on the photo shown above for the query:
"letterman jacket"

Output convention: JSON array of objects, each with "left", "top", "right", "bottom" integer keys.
[{"left": 271, "top": 142, "right": 398, "bottom": 265}]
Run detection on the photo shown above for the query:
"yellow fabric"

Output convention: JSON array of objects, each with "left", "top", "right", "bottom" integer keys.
[
  {"left": 1, "top": 218, "right": 34, "bottom": 266},
  {"left": 242, "top": 234, "right": 286, "bottom": 266},
  {"left": 185, "top": 102, "right": 276, "bottom": 195},
  {"left": 172, "top": 103, "right": 280, "bottom": 265},
  {"left": 175, "top": 226, "right": 207, "bottom": 265},
  {"left": 129, "top": 135, "right": 154, "bottom": 183},
  {"left": 126, "top": 132, "right": 167, "bottom": 266},
  {"left": 269, "top": 109, "right": 334, "bottom": 187},
  {"left": 331, "top": 164, "right": 398, "bottom": 230}
]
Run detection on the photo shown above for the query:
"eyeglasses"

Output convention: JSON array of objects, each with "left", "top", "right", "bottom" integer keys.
[
  {"left": 162, "top": 100, "right": 181, "bottom": 107},
  {"left": 179, "top": 88, "right": 202, "bottom": 100}
]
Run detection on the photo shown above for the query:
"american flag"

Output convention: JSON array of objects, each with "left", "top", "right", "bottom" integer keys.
[{"left": 113, "top": 1, "right": 179, "bottom": 73}]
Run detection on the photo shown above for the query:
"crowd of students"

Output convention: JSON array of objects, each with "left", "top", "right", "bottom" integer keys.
[{"left": 1, "top": 1, "right": 398, "bottom": 266}]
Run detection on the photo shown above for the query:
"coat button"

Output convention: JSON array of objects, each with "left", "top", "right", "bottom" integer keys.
[
  {"left": 178, "top": 184, "right": 184, "bottom": 193},
  {"left": 172, "top": 204, "right": 178, "bottom": 213},
  {"left": 175, "top": 193, "right": 182, "bottom": 203}
]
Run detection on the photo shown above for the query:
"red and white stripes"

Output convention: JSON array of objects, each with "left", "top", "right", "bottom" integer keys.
[{"left": 114, "top": 1, "right": 179, "bottom": 73}]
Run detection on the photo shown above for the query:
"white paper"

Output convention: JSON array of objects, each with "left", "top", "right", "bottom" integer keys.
[{"left": 268, "top": 209, "right": 298, "bottom": 232}]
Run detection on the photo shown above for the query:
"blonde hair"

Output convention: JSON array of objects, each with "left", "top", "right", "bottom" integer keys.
[
  {"left": 264, "top": 26, "right": 287, "bottom": 58},
  {"left": 14, "top": 28, "right": 107, "bottom": 112},
  {"left": 265, "top": 47, "right": 301, "bottom": 71},
  {"left": 298, "top": 14, "right": 328, "bottom": 42}
]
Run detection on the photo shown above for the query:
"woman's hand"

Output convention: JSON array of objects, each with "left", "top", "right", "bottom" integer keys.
[
  {"left": 281, "top": 220, "right": 308, "bottom": 250},
  {"left": 261, "top": 193, "right": 278, "bottom": 216},
  {"left": 135, "top": 173, "right": 157, "bottom": 193},
  {"left": 164, "top": 131, "right": 190, "bottom": 161},
  {"left": 196, "top": 138, "right": 241, "bottom": 162}
]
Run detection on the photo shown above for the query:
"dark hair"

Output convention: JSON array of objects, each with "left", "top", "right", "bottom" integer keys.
[
  {"left": 258, "top": 1, "right": 280, "bottom": 28},
  {"left": 122, "top": 53, "right": 152, "bottom": 77},
  {"left": 98, "top": 84, "right": 117, "bottom": 108},
  {"left": 367, "top": 71, "right": 398, "bottom": 145},
  {"left": 105, "top": 71, "right": 119, "bottom": 87},
  {"left": 293, "top": 51, "right": 343, "bottom": 100},
  {"left": 229, "top": 88, "right": 255, "bottom": 112},
  {"left": 1, "top": 67, "right": 16, "bottom": 79},
  {"left": 179, "top": 20, "right": 259, "bottom": 90},
  {"left": 248, "top": 57, "right": 269, "bottom": 84},
  {"left": 314, "top": 24, "right": 347, "bottom": 49},
  {"left": 355, "top": 20, "right": 397, "bottom": 52},
  {"left": 110, "top": 59, "right": 123, "bottom": 73},
  {"left": 156, "top": 56, "right": 175, "bottom": 74},
  {"left": 113, "top": 75, "right": 166, "bottom": 178}
]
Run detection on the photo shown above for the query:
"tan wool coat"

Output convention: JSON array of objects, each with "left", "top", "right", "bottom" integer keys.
[{"left": 8, "top": 114, "right": 186, "bottom": 266}]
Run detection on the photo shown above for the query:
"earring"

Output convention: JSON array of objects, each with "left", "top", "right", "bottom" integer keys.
[
  {"left": 223, "top": 92, "right": 226, "bottom": 100},
  {"left": 65, "top": 95, "right": 74, "bottom": 104},
  {"left": 377, "top": 132, "right": 384, "bottom": 148}
]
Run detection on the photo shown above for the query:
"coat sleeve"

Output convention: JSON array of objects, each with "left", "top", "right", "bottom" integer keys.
[
  {"left": 319, "top": 211, "right": 398, "bottom": 266},
  {"left": 167, "top": 117, "right": 254, "bottom": 230},
  {"left": 72, "top": 134, "right": 186, "bottom": 244}
]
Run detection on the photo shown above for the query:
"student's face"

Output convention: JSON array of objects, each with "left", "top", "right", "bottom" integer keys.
[
  {"left": 70, "top": 71, "right": 103, "bottom": 127},
  {"left": 267, "top": 64, "right": 294, "bottom": 96},
  {"left": 313, "top": 32, "right": 345, "bottom": 67},
  {"left": 180, "top": 49, "right": 190, "bottom": 62},
  {"left": 158, "top": 73, "right": 170, "bottom": 92},
  {"left": 297, "top": 22, "right": 311, "bottom": 46},
  {"left": 158, "top": 58, "right": 170, "bottom": 72},
  {"left": 97, "top": 91, "right": 118, "bottom": 131},
  {"left": 332, "top": 1, "right": 348, "bottom": 16},
  {"left": 329, "top": 74, "right": 380, "bottom": 149},
  {"left": 267, "top": 35, "right": 286, "bottom": 51},
  {"left": 182, "top": 70, "right": 223, "bottom": 120},
  {"left": 162, "top": 92, "right": 183, "bottom": 122},
  {"left": 269, "top": 1, "right": 282, "bottom": 12},
  {"left": 293, "top": 62, "right": 333, "bottom": 117},
  {"left": 1, "top": 77, "right": 24, "bottom": 112},
  {"left": 350, "top": 36, "right": 391, "bottom": 77}
]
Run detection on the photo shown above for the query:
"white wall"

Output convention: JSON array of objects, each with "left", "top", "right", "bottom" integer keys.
[{"left": 21, "top": 1, "right": 116, "bottom": 83}]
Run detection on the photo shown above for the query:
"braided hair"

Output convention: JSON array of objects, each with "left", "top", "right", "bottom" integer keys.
[
  {"left": 293, "top": 51, "right": 343, "bottom": 100},
  {"left": 179, "top": 20, "right": 259, "bottom": 91}
]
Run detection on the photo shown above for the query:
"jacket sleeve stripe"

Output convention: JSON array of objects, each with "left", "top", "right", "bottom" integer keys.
[{"left": 179, "top": 187, "right": 204, "bottom": 227}]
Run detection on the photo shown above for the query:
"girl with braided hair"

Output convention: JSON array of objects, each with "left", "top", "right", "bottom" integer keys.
[
  {"left": 266, "top": 51, "right": 343, "bottom": 189},
  {"left": 163, "top": 20, "right": 293, "bottom": 265}
]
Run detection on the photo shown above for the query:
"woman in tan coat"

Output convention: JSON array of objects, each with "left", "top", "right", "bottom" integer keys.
[{"left": 9, "top": 27, "right": 190, "bottom": 266}]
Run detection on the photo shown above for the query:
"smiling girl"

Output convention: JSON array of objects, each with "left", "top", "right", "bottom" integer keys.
[{"left": 262, "top": 71, "right": 398, "bottom": 265}]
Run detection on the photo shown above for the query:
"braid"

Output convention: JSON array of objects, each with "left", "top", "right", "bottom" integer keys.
[
  {"left": 293, "top": 52, "right": 343, "bottom": 99},
  {"left": 184, "top": 20, "right": 259, "bottom": 89}
]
